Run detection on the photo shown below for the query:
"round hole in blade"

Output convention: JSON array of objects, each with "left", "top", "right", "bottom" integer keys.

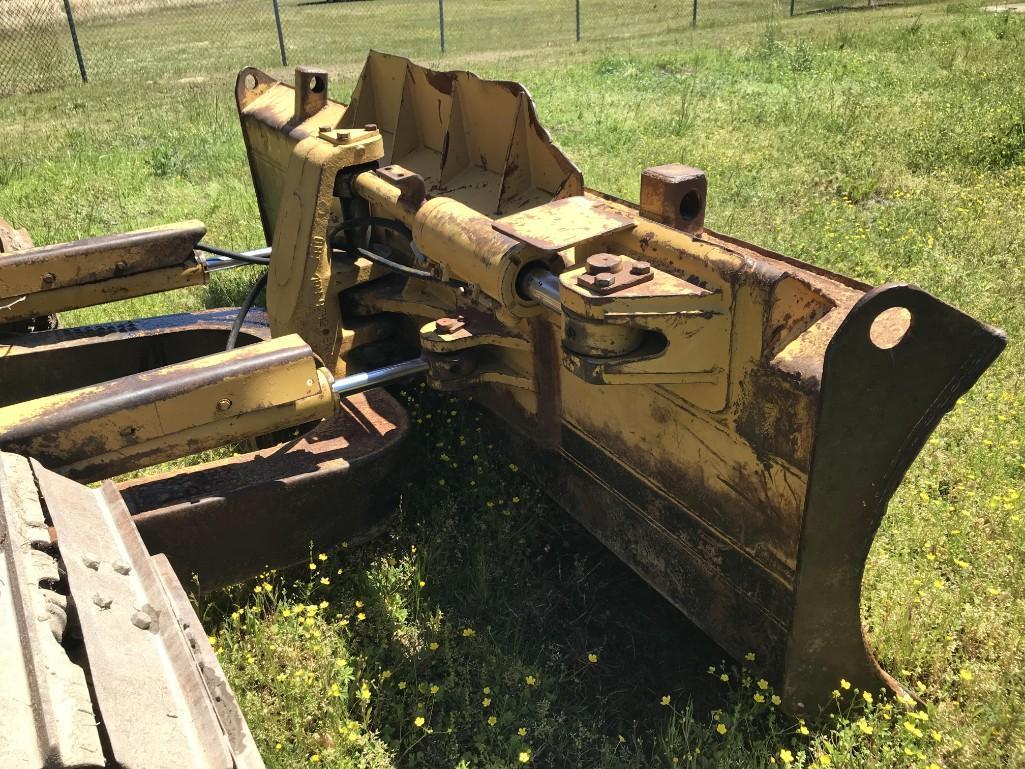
[{"left": 869, "top": 306, "right": 912, "bottom": 350}]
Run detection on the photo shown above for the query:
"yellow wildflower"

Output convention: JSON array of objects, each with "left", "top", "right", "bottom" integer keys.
[
  {"left": 660, "top": 695, "right": 671, "bottom": 706},
  {"left": 840, "top": 679, "right": 851, "bottom": 690},
  {"left": 780, "top": 749, "right": 793, "bottom": 765},
  {"left": 414, "top": 716, "right": 425, "bottom": 727},
  {"left": 716, "top": 723, "right": 727, "bottom": 735},
  {"left": 588, "top": 653, "right": 599, "bottom": 663},
  {"left": 518, "top": 750, "right": 531, "bottom": 763},
  {"left": 487, "top": 715, "right": 497, "bottom": 726}
]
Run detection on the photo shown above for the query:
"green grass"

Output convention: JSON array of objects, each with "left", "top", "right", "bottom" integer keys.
[{"left": 1, "top": 2, "right": 1024, "bottom": 767}]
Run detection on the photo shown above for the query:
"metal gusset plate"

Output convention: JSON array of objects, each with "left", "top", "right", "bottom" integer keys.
[{"left": 0, "top": 451, "right": 267, "bottom": 769}]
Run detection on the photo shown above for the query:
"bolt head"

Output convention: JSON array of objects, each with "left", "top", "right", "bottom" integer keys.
[
  {"left": 630, "top": 260, "right": 651, "bottom": 276},
  {"left": 435, "top": 316, "right": 465, "bottom": 334},
  {"left": 131, "top": 610, "right": 152, "bottom": 630},
  {"left": 593, "top": 272, "right": 615, "bottom": 288},
  {"left": 42, "top": 272, "right": 56, "bottom": 285},
  {"left": 216, "top": 398, "right": 232, "bottom": 412},
  {"left": 363, "top": 123, "right": 379, "bottom": 132},
  {"left": 586, "top": 253, "right": 623, "bottom": 275}
]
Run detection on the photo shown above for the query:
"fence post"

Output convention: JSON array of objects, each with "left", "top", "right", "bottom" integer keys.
[
  {"left": 790, "top": 0, "right": 796, "bottom": 16},
  {"left": 439, "top": 0, "right": 446, "bottom": 52},
  {"left": 272, "top": 0, "right": 287, "bottom": 66},
  {"left": 62, "top": 0, "right": 88, "bottom": 83},
  {"left": 691, "top": 0, "right": 697, "bottom": 27},
  {"left": 575, "top": 0, "right": 580, "bottom": 41}
]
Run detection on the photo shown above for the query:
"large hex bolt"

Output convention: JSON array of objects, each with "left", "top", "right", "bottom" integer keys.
[
  {"left": 586, "top": 253, "right": 623, "bottom": 275},
  {"left": 435, "top": 316, "right": 465, "bottom": 334}
]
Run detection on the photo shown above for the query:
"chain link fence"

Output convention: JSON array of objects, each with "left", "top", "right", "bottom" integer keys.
[{"left": 1, "top": 0, "right": 935, "bottom": 96}]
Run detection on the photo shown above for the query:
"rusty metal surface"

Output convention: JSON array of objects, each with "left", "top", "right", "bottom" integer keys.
[
  {"left": 0, "top": 452, "right": 104, "bottom": 769},
  {"left": 492, "top": 195, "right": 635, "bottom": 252},
  {"left": 0, "top": 216, "right": 32, "bottom": 253},
  {"left": 152, "top": 554, "right": 266, "bottom": 769},
  {"left": 783, "top": 284, "right": 1006, "bottom": 711},
  {"left": 0, "top": 216, "right": 58, "bottom": 334},
  {"left": 639, "top": 164, "right": 707, "bottom": 233},
  {"left": 119, "top": 388, "right": 409, "bottom": 591},
  {"left": 340, "top": 51, "right": 583, "bottom": 217},
  {"left": 0, "top": 221, "right": 207, "bottom": 325},
  {"left": 0, "top": 334, "right": 337, "bottom": 482},
  {"left": 0, "top": 308, "right": 270, "bottom": 406},
  {"left": 32, "top": 457, "right": 245, "bottom": 769}
]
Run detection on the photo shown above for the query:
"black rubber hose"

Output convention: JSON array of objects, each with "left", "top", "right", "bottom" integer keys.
[
  {"left": 332, "top": 216, "right": 414, "bottom": 242},
  {"left": 225, "top": 269, "right": 269, "bottom": 351},
  {"left": 343, "top": 245, "right": 437, "bottom": 281},
  {"left": 329, "top": 216, "right": 429, "bottom": 267},
  {"left": 196, "top": 243, "right": 271, "bottom": 265}
]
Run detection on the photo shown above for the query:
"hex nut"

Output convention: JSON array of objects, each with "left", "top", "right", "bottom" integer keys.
[
  {"left": 593, "top": 272, "right": 615, "bottom": 288},
  {"left": 630, "top": 261, "right": 652, "bottom": 276},
  {"left": 216, "top": 398, "right": 232, "bottom": 412}
]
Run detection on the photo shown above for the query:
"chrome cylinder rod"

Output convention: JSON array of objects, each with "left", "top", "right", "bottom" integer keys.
[
  {"left": 519, "top": 266, "right": 562, "bottom": 313},
  {"left": 202, "top": 247, "right": 273, "bottom": 272},
  {"left": 331, "top": 357, "right": 429, "bottom": 396}
]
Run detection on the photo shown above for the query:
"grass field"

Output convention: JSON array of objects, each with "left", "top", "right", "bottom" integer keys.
[{"left": 2, "top": 1, "right": 1024, "bottom": 767}]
